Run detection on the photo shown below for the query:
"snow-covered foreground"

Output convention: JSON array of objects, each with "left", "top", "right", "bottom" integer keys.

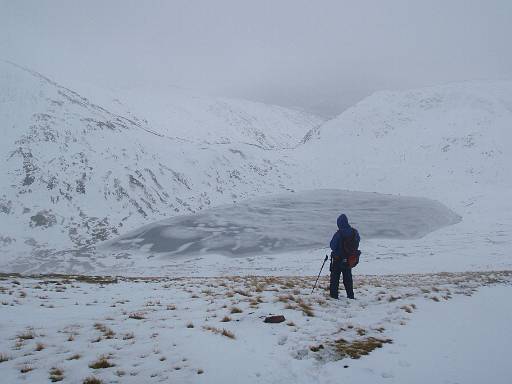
[{"left": 1, "top": 272, "right": 510, "bottom": 383}]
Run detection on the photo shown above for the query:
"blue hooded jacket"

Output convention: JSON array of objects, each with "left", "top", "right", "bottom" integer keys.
[{"left": 330, "top": 214, "right": 360, "bottom": 258}]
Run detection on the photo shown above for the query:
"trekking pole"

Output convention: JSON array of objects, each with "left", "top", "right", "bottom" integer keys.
[{"left": 311, "top": 255, "right": 329, "bottom": 294}]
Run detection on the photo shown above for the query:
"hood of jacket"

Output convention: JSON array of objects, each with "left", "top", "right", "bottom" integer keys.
[{"left": 337, "top": 214, "right": 352, "bottom": 236}]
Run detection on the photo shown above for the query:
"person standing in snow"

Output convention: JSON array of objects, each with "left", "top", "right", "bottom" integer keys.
[{"left": 329, "top": 214, "right": 360, "bottom": 299}]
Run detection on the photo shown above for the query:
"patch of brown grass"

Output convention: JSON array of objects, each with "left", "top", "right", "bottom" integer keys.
[
  {"left": 35, "top": 342, "right": 45, "bottom": 351},
  {"left": 49, "top": 367, "right": 64, "bottom": 382},
  {"left": 221, "top": 329, "right": 235, "bottom": 339},
  {"left": 277, "top": 294, "right": 294, "bottom": 303},
  {"left": 94, "top": 323, "right": 115, "bottom": 339},
  {"left": 74, "top": 275, "right": 117, "bottom": 285},
  {"left": 103, "top": 328, "right": 115, "bottom": 339},
  {"left": 220, "top": 316, "right": 231, "bottom": 322},
  {"left": 203, "top": 326, "right": 236, "bottom": 339},
  {"left": 400, "top": 305, "right": 414, "bottom": 313},
  {"left": 83, "top": 377, "right": 103, "bottom": 384},
  {"left": 334, "top": 337, "right": 392, "bottom": 360},
  {"left": 67, "top": 354, "right": 81, "bottom": 360},
  {"left": 0, "top": 353, "right": 9, "bottom": 363},
  {"left": 297, "top": 300, "right": 315, "bottom": 317},
  {"left": 89, "top": 356, "right": 115, "bottom": 369},
  {"left": 230, "top": 306, "right": 243, "bottom": 314}
]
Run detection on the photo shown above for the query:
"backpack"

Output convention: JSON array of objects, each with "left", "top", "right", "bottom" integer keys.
[{"left": 342, "top": 229, "right": 361, "bottom": 268}]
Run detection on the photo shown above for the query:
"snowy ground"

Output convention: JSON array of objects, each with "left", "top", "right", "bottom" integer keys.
[{"left": 1, "top": 272, "right": 511, "bottom": 383}]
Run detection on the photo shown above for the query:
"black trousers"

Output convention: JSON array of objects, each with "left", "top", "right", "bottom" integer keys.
[{"left": 330, "top": 260, "right": 354, "bottom": 299}]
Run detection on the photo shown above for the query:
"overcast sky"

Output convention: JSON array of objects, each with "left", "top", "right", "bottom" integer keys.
[{"left": 2, "top": 0, "right": 512, "bottom": 116}]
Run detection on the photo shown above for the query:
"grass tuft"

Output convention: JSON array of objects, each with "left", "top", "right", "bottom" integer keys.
[
  {"left": 89, "top": 356, "right": 115, "bottom": 369},
  {"left": 297, "top": 300, "right": 315, "bottom": 317},
  {"left": 83, "top": 377, "right": 103, "bottom": 384},
  {"left": 230, "top": 306, "right": 243, "bottom": 314},
  {"left": 49, "top": 367, "right": 64, "bottom": 382},
  {"left": 0, "top": 353, "right": 9, "bottom": 363},
  {"left": 35, "top": 342, "right": 45, "bottom": 351},
  {"left": 400, "top": 305, "right": 414, "bottom": 313},
  {"left": 203, "top": 325, "right": 236, "bottom": 339},
  {"left": 334, "top": 337, "right": 392, "bottom": 360},
  {"left": 221, "top": 329, "right": 235, "bottom": 339},
  {"left": 94, "top": 323, "right": 115, "bottom": 339}
]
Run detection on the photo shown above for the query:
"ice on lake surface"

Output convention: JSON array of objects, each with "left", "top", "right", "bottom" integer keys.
[{"left": 103, "top": 189, "right": 461, "bottom": 258}]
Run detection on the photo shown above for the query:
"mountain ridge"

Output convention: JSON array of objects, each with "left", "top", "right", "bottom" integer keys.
[{"left": 0, "top": 62, "right": 322, "bottom": 264}]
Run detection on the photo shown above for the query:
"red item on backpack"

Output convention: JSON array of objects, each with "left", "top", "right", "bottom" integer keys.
[
  {"left": 347, "top": 250, "right": 362, "bottom": 268},
  {"left": 343, "top": 229, "right": 361, "bottom": 268}
]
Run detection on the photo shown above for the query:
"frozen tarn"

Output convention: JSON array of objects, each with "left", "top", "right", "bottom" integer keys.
[{"left": 101, "top": 189, "right": 461, "bottom": 259}]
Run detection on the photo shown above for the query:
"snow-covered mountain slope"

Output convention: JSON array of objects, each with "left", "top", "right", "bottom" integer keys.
[
  {"left": 295, "top": 81, "right": 512, "bottom": 276},
  {"left": 98, "top": 86, "right": 321, "bottom": 150},
  {"left": 302, "top": 81, "right": 512, "bottom": 200},
  {"left": 2, "top": 62, "right": 511, "bottom": 275},
  {"left": 0, "top": 62, "right": 323, "bottom": 264}
]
